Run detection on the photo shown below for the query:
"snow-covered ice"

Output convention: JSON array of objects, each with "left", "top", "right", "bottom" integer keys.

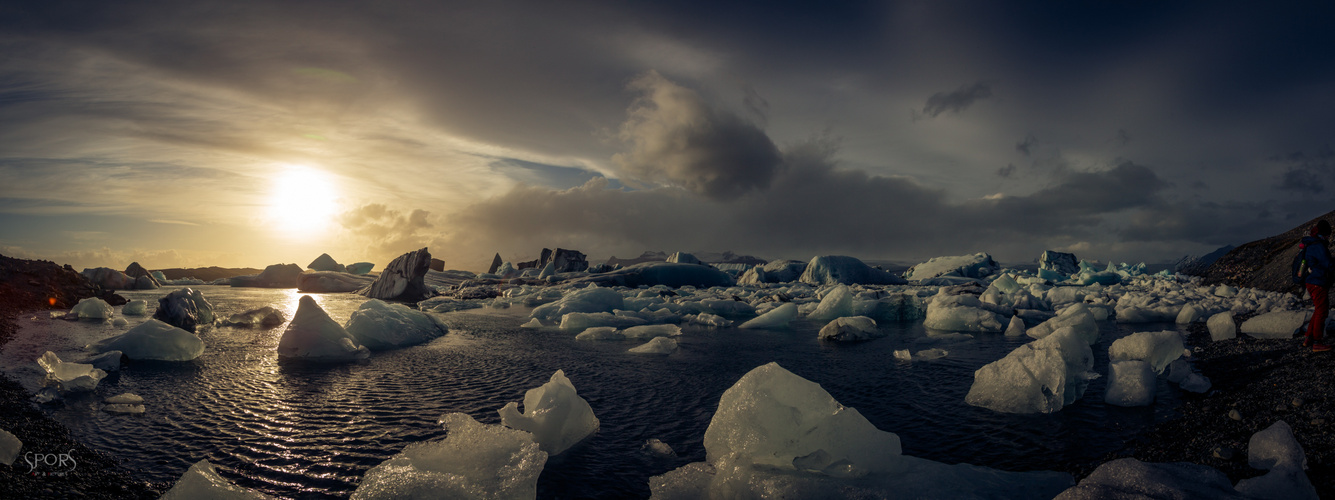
[
  {"left": 276, "top": 296, "right": 370, "bottom": 362},
  {"left": 160, "top": 459, "right": 273, "bottom": 500},
  {"left": 88, "top": 319, "right": 204, "bottom": 361},
  {"left": 351, "top": 412, "right": 546, "bottom": 500},
  {"left": 498, "top": 370, "right": 599, "bottom": 455},
  {"left": 344, "top": 299, "right": 448, "bottom": 350}
]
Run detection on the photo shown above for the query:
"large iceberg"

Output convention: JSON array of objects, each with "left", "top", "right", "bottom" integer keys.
[
  {"left": 1038, "top": 251, "right": 1080, "bottom": 276},
  {"left": 344, "top": 299, "right": 448, "bottom": 350},
  {"left": 307, "top": 253, "right": 346, "bottom": 272},
  {"left": 360, "top": 247, "right": 434, "bottom": 301},
  {"left": 80, "top": 267, "right": 136, "bottom": 290},
  {"left": 1108, "top": 330, "right": 1183, "bottom": 374},
  {"left": 1234, "top": 420, "right": 1318, "bottom": 500},
  {"left": 650, "top": 362, "right": 1072, "bottom": 498},
  {"left": 346, "top": 262, "right": 375, "bottom": 275},
  {"left": 229, "top": 263, "right": 303, "bottom": 288},
  {"left": 88, "top": 319, "right": 205, "bottom": 361},
  {"left": 351, "top": 413, "right": 547, "bottom": 500},
  {"left": 276, "top": 296, "right": 370, "bottom": 362},
  {"left": 1025, "top": 303, "right": 1099, "bottom": 345},
  {"left": 160, "top": 459, "right": 273, "bottom": 500},
  {"left": 923, "top": 293, "right": 1006, "bottom": 333},
  {"left": 737, "top": 259, "right": 807, "bottom": 285},
  {"left": 965, "top": 326, "right": 1098, "bottom": 414},
  {"left": 37, "top": 351, "right": 106, "bottom": 393},
  {"left": 799, "top": 255, "right": 906, "bottom": 286},
  {"left": 71, "top": 297, "right": 114, "bottom": 320},
  {"left": 904, "top": 253, "right": 999, "bottom": 281},
  {"left": 153, "top": 287, "right": 215, "bottom": 333},
  {"left": 498, "top": 370, "right": 599, "bottom": 455},
  {"left": 530, "top": 286, "right": 624, "bottom": 322}
]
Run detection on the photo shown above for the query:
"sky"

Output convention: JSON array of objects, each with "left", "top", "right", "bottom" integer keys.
[{"left": 2, "top": 0, "right": 1333, "bottom": 272}]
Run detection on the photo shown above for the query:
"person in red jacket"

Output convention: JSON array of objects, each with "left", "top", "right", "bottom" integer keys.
[{"left": 1300, "top": 220, "right": 1333, "bottom": 351}]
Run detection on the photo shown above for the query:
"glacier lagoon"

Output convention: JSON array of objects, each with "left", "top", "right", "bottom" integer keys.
[{"left": 2, "top": 285, "right": 1193, "bottom": 498}]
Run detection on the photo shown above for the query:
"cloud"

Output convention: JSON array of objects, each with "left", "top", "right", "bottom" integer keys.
[
  {"left": 612, "top": 71, "right": 782, "bottom": 200},
  {"left": 338, "top": 204, "right": 435, "bottom": 261},
  {"left": 997, "top": 163, "right": 1017, "bottom": 178},
  {"left": 919, "top": 80, "right": 996, "bottom": 118},
  {"left": 1015, "top": 134, "right": 1037, "bottom": 156},
  {"left": 1273, "top": 148, "right": 1335, "bottom": 195},
  {"left": 0, "top": 245, "right": 231, "bottom": 270}
]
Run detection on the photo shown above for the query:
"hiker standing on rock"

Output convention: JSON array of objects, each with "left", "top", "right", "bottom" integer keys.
[{"left": 1300, "top": 220, "right": 1333, "bottom": 351}]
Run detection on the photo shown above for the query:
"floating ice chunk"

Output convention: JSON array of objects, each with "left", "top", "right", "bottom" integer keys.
[
  {"left": 738, "top": 259, "right": 807, "bottom": 284},
  {"left": 498, "top": 370, "right": 599, "bottom": 455},
  {"left": 1240, "top": 310, "right": 1308, "bottom": 339},
  {"left": 344, "top": 299, "right": 448, "bottom": 350},
  {"left": 89, "top": 319, "right": 204, "bottom": 361},
  {"left": 71, "top": 297, "right": 113, "bottom": 320},
  {"left": 1039, "top": 250, "right": 1080, "bottom": 275},
  {"left": 1180, "top": 373, "right": 1211, "bottom": 393},
  {"left": 353, "top": 413, "right": 546, "bottom": 500},
  {"left": 1054, "top": 458, "right": 1245, "bottom": 499},
  {"left": 799, "top": 256, "right": 906, "bottom": 286},
  {"left": 738, "top": 302, "right": 798, "bottom": 329},
  {"left": 642, "top": 438, "right": 675, "bottom": 457},
  {"left": 807, "top": 285, "right": 854, "bottom": 322},
  {"left": 1235, "top": 420, "right": 1317, "bottom": 500},
  {"left": 1207, "top": 312, "right": 1237, "bottom": 341},
  {"left": 276, "top": 296, "right": 370, "bottom": 362},
  {"left": 1005, "top": 315, "right": 1026, "bottom": 337},
  {"left": 122, "top": 299, "right": 148, "bottom": 316},
  {"left": 966, "top": 326, "right": 1098, "bottom": 414},
  {"left": 112, "top": 317, "right": 128, "bottom": 327},
  {"left": 1027, "top": 303, "right": 1098, "bottom": 344},
  {"left": 622, "top": 324, "right": 682, "bottom": 339},
  {"left": 222, "top": 306, "right": 286, "bottom": 328},
  {"left": 0, "top": 428, "right": 19, "bottom": 466},
  {"left": 559, "top": 312, "right": 647, "bottom": 332},
  {"left": 914, "top": 348, "right": 948, "bottom": 360},
  {"left": 893, "top": 349, "right": 912, "bottom": 362},
  {"left": 904, "top": 253, "right": 998, "bottom": 281},
  {"left": 1104, "top": 360, "right": 1156, "bottom": 407},
  {"left": 629, "top": 337, "right": 678, "bottom": 354},
  {"left": 574, "top": 327, "right": 622, "bottom": 340},
  {"left": 923, "top": 294, "right": 1004, "bottom": 333},
  {"left": 161, "top": 459, "right": 273, "bottom": 500},
  {"left": 1108, "top": 330, "right": 1184, "bottom": 374},
  {"left": 817, "top": 316, "right": 881, "bottom": 342},
  {"left": 530, "top": 286, "right": 624, "bottom": 322},
  {"left": 37, "top": 351, "right": 106, "bottom": 393},
  {"left": 1176, "top": 304, "right": 1203, "bottom": 324},
  {"left": 521, "top": 318, "right": 543, "bottom": 328},
  {"left": 685, "top": 313, "right": 734, "bottom": 327},
  {"left": 84, "top": 350, "right": 122, "bottom": 372},
  {"left": 153, "top": 287, "right": 215, "bottom": 333},
  {"left": 105, "top": 392, "right": 144, "bottom": 404}
]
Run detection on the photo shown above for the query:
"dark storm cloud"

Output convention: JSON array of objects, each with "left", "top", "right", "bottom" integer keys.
[
  {"left": 1273, "top": 148, "right": 1335, "bottom": 195},
  {"left": 612, "top": 71, "right": 782, "bottom": 199},
  {"left": 997, "top": 164, "right": 1017, "bottom": 178},
  {"left": 1015, "top": 134, "right": 1037, "bottom": 156},
  {"left": 919, "top": 81, "right": 996, "bottom": 119}
]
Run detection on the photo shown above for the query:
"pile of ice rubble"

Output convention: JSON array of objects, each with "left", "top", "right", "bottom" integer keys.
[{"left": 162, "top": 362, "right": 1319, "bottom": 499}]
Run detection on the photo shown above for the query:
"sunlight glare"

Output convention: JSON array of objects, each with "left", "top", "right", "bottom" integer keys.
[{"left": 268, "top": 166, "right": 341, "bottom": 236}]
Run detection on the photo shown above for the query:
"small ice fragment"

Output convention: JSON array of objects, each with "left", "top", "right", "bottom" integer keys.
[
  {"left": 0, "top": 428, "right": 20, "bottom": 466},
  {"left": 160, "top": 459, "right": 273, "bottom": 499},
  {"left": 628, "top": 336, "right": 678, "bottom": 354},
  {"left": 643, "top": 438, "right": 675, "bottom": 457},
  {"left": 893, "top": 349, "right": 912, "bottom": 362},
  {"left": 521, "top": 318, "right": 543, "bottom": 328},
  {"left": 104, "top": 393, "right": 144, "bottom": 404}
]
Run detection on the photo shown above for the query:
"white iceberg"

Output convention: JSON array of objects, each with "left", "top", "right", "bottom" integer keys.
[
  {"left": 799, "top": 255, "right": 906, "bottom": 286},
  {"left": 817, "top": 316, "right": 881, "bottom": 342},
  {"left": 160, "top": 459, "right": 273, "bottom": 500},
  {"left": 71, "top": 297, "right": 113, "bottom": 320},
  {"left": 686, "top": 313, "right": 734, "bottom": 327},
  {"left": 530, "top": 286, "right": 624, "bottom": 322},
  {"left": 1207, "top": 311, "right": 1237, "bottom": 341},
  {"left": 1108, "top": 330, "right": 1183, "bottom": 374},
  {"left": 1103, "top": 360, "right": 1156, "bottom": 407},
  {"left": 806, "top": 285, "right": 854, "bottom": 322},
  {"left": 344, "top": 299, "right": 448, "bottom": 350},
  {"left": 622, "top": 324, "right": 682, "bottom": 339},
  {"left": 1240, "top": 310, "right": 1307, "bottom": 339},
  {"left": 221, "top": 306, "right": 286, "bottom": 328},
  {"left": 904, "top": 253, "right": 999, "bottom": 281},
  {"left": 351, "top": 413, "right": 547, "bottom": 500},
  {"left": 923, "top": 293, "right": 1005, "bottom": 333},
  {"left": 628, "top": 336, "right": 678, "bottom": 354},
  {"left": 37, "top": 351, "right": 106, "bottom": 393},
  {"left": 1026, "top": 303, "right": 1098, "bottom": 344},
  {"left": 88, "top": 319, "right": 204, "bottom": 361},
  {"left": 574, "top": 327, "right": 623, "bottom": 340},
  {"left": 122, "top": 299, "right": 149, "bottom": 316},
  {"left": 559, "top": 312, "right": 646, "bottom": 332},
  {"left": 965, "top": 326, "right": 1098, "bottom": 414},
  {"left": 276, "top": 296, "right": 370, "bottom": 362},
  {"left": 738, "top": 302, "right": 798, "bottom": 329},
  {"left": 498, "top": 370, "right": 599, "bottom": 456}
]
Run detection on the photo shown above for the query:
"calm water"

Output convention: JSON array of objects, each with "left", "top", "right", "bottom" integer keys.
[{"left": 7, "top": 285, "right": 1189, "bottom": 499}]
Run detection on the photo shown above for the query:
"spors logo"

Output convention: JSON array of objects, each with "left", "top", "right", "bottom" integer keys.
[{"left": 24, "top": 450, "right": 77, "bottom": 477}]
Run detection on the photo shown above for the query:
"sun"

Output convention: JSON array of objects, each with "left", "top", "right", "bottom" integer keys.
[{"left": 268, "top": 166, "right": 341, "bottom": 235}]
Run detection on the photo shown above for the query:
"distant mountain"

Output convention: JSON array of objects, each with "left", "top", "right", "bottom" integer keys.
[
  {"left": 606, "top": 251, "right": 669, "bottom": 268},
  {"left": 1174, "top": 245, "right": 1236, "bottom": 276},
  {"left": 605, "top": 250, "right": 767, "bottom": 268},
  {"left": 1200, "top": 210, "right": 1335, "bottom": 294},
  {"left": 155, "top": 267, "right": 263, "bottom": 281}
]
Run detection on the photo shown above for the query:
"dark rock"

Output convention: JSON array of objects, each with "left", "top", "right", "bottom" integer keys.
[
  {"left": 123, "top": 262, "right": 160, "bottom": 289},
  {"left": 306, "top": 253, "right": 346, "bottom": 273},
  {"left": 1200, "top": 210, "right": 1335, "bottom": 293},
  {"left": 152, "top": 287, "right": 214, "bottom": 333},
  {"left": 360, "top": 248, "right": 434, "bottom": 301},
  {"left": 546, "top": 248, "right": 588, "bottom": 273},
  {"left": 488, "top": 253, "right": 503, "bottom": 274},
  {"left": 1039, "top": 250, "right": 1080, "bottom": 275},
  {"left": 81, "top": 267, "right": 136, "bottom": 290},
  {"left": 1175, "top": 245, "right": 1236, "bottom": 276},
  {"left": 229, "top": 263, "right": 303, "bottom": 288}
]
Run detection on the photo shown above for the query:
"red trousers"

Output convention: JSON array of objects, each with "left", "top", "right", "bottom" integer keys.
[{"left": 1308, "top": 284, "right": 1329, "bottom": 342}]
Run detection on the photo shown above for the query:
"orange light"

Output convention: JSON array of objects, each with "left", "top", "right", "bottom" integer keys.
[{"left": 48, "top": 297, "right": 56, "bottom": 306}]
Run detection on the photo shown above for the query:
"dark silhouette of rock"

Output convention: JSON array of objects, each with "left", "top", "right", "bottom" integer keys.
[
  {"left": 0, "top": 254, "right": 99, "bottom": 311},
  {"left": 154, "top": 266, "right": 263, "bottom": 281},
  {"left": 80, "top": 267, "right": 136, "bottom": 290},
  {"left": 429, "top": 258, "right": 445, "bottom": 272},
  {"left": 229, "top": 264, "right": 303, "bottom": 288},
  {"left": 546, "top": 248, "right": 588, "bottom": 273},
  {"left": 360, "top": 248, "right": 434, "bottom": 301},
  {"left": 123, "top": 262, "right": 160, "bottom": 289},
  {"left": 153, "top": 287, "right": 215, "bottom": 333},
  {"left": 307, "top": 253, "right": 346, "bottom": 273},
  {"left": 488, "top": 253, "right": 503, "bottom": 274},
  {"left": 1201, "top": 211, "right": 1335, "bottom": 294},
  {"left": 1175, "top": 245, "right": 1236, "bottom": 276},
  {"left": 606, "top": 251, "right": 669, "bottom": 268}
]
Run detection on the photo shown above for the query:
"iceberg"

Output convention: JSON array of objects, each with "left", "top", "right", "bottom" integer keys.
[
  {"left": 418, "top": 296, "right": 484, "bottom": 314},
  {"left": 1038, "top": 250, "right": 1080, "bottom": 276},
  {"left": 1239, "top": 310, "right": 1308, "bottom": 339},
  {"left": 71, "top": 297, "right": 113, "bottom": 320},
  {"left": 344, "top": 299, "right": 448, "bottom": 350},
  {"left": 665, "top": 252, "right": 704, "bottom": 265},
  {"left": 346, "top": 262, "right": 375, "bottom": 275},
  {"left": 153, "top": 287, "right": 215, "bottom": 333},
  {"left": 904, "top": 253, "right": 999, "bottom": 281},
  {"left": 558, "top": 312, "right": 646, "bottom": 332},
  {"left": 122, "top": 299, "right": 148, "bottom": 316},
  {"left": 276, "top": 296, "right": 370, "bottom": 362},
  {"left": 1207, "top": 312, "right": 1237, "bottom": 341},
  {"left": 1026, "top": 303, "right": 1098, "bottom": 345},
  {"left": 80, "top": 267, "right": 136, "bottom": 290},
  {"left": 738, "top": 302, "right": 798, "bottom": 329},
  {"left": 1053, "top": 458, "right": 1245, "bottom": 499},
  {"left": 622, "top": 324, "right": 682, "bottom": 339},
  {"left": 229, "top": 263, "right": 303, "bottom": 288},
  {"left": 103, "top": 393, "right": 147, "bottom": 414},
  {"left": 628, "top": 336, "right": 678, "bottom": 354},
  {"left": 1234, "top": 420, "right": 1318, "bottom": 500},
  {"left": 965, "top": 326, "right": 1098, "bottom": 414},
  {"left": 643, "top": 439, "right": 675, "bottom": 457},
  {"left": 160, "top": 459, "right": 273, "bottom": 500},
  {"left": 817, "top": 316, "right": 881, "bottom": 342},
  {"left": 1108, "top": 330, "right": 1183, "bottom": 374},
  {"left": 88, "top": 319, "right": 205, "bottom": 361},
  {"left": 686, "top": 313, "right": 734, "bottom": 327},
  {"left": 923, "top": 293, "right": 1005, "bottom": 333},
  {"left": 360, "top": 247, "right": 434, "bottom": 301},
  {"left": 574, "top": 327, "right": 623, "bottom": 340},
  {"left": 37, "top": 351, "right": 106, "bottom": 393},
  {"left": 799, "top": 255, "right": 906, "bottom": 286},
  {"left": 1005, "top": 315, "right": 1026, "bottom": 337},
  {"left": 806, "top": 285, "right": 854, "bottom": 322},
  {"left": 530, "top": 286, "right": 624, "bottom": 322},
  {"left": 351, "top": 413, "right": 546, "bottom": 500},
  {"left": 84, "top": 350, "right": 122, "bottom": 372},
  {"left": 498, "top": 370, "right": 599, "bottom": 455},
  {"left": 221, "top": 306, "right": 286, "bottom": 328},
  {"left": 0, "top": 428, "right": 19, "bottom": 467},
  {"left": 1103, "top": 360, "right": 1156, "bottom": 407},
  {"left": 737, "top": 259, "right": 807, "bottom": 285}
]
